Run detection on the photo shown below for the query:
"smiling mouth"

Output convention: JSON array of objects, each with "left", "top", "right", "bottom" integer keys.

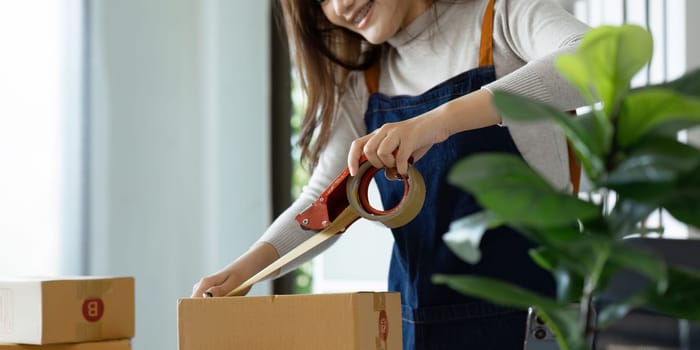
[{"left": 352, "top": 0, "right": 374, "bottom": 26}]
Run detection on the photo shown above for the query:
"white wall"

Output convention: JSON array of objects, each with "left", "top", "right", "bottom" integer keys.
[{"left": 88, "top": 1, "right": 271, "bottom": 349}]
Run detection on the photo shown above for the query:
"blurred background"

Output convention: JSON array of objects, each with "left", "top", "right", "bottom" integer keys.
[{"left": 1, "top": 0, "right": 699, "bottom": 349}]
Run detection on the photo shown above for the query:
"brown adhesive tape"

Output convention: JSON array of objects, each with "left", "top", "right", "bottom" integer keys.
[
  {"left": 74, "top": 279, "right": 111, "bottom": 339},
  {"left": 76, "top": 279, "right": 112, "bottom": 299},
  {"left": 346, "top": 162, "right": 425, "bottom": 228}
]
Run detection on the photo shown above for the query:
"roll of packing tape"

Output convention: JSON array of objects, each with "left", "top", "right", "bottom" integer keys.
[{"left": 346, "top": 161, "right": 425, "bottom": 228}]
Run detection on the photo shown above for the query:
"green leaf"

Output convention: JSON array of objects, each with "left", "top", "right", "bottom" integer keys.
[
  {"left": 575, "top": 112, "right": 613, "bottom": 179},
  {"left": 608, "top": 243, "right": 668, "bottom": 293},
  {"left": 552, "top": 266, "right": 584, "bottom": 304},
  {"left": 663, "top": 163, "right": 700, "bottom": 228},
  {"left": 643, "top": 67, "right": 700, "bottom": 98},
  {"left": 603, "top": 137, "right": 700, "bottom": 202},
  {"left": 432, "top": 275, "right": 586, "bottom": 350},
  {"left": 556, "top": 54, "right": 599, "bottom": 105},
  {"left": 618, "top": 88, "right": 700, "bottom": 147},
  {"left": 443, "top": 211, "right": 501, "bottom": 264},
  {"left": 529, "top": 247, "right": 557, "bottom": 271},
  {"left": 432, "top": 275, "right": 557, "bottom": 309},
  {"left": 492, "top": 91, "right": 608, "bottom": 179},
  {"left": 607, "top": 199, "right": 658, "bottom": 237},
  {"left": 557, "top": 25, "right": 653, "bottom": 115},
  {"left": 643, "top": 118, "right": 700, "bottom": 140},
  {"left": 521, "top": 227, "right": 606, "bottom": 277},
  {"left": 537, "top": 308, "right": 589, "bottom": 350},
  {"left": 599, "top": 260, "right": 700, "bottom": 327},
  {"left": 645, "top": 265, "right": 700, "bottom": 320},
  {"left": 597, "top": 294, "right": 647, "bottom": 328},
  {"left": 448, "top": 153, "right": 600, "bottom": 228}
]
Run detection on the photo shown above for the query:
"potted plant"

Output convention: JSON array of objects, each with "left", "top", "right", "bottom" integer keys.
[{"left": 432, "top": 24, "right": 700, "bottom": 350}]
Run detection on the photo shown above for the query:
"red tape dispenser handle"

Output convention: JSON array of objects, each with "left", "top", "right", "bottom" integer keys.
[{"left": 295, "top": 155, "right": 425, "bottom": 232}]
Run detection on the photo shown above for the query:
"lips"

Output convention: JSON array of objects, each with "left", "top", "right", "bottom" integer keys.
[{"left": 352, "top": 0, "right": 374, "bottom": 26}]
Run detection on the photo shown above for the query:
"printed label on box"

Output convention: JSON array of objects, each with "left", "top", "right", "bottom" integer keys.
[
  {"left": 82, "top": 298, "right": 105, "bottom": 322},
  {"left": 373, "top": 294, "right": 390, "bottom": 350},
  {"left": 0, "top": 289, "right": 13, "bottom": 333},
  {"left": 375, "top": 309, "right": 390, "bottom": 350}
]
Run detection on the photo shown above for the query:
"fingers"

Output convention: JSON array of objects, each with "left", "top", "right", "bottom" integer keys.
[
  {"left": 191, "top": 273, "right": 244, "bottom": 298},
  {"left": 191, "top": 275, "right": 220, "bottom": 298},
  {"left": 348, "top": 122, "right": 425, "bottom": 178},
  {"left": 363, "top": 130, "right": 398, "bottom": 171},
  {"left": 348, "top": 137, "right": 366, "bottom": 177},
  {"left": 394, "top": 146, "right": 413, "bottom": 176}
]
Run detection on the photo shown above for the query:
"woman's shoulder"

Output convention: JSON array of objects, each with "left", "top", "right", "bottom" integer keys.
[{"left": 344, "top": 70, "right": 371, "bottom": 100}]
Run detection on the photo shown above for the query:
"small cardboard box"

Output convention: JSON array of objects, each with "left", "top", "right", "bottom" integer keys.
[
  {"left": 0, "top": 277, "right": 134, "bottom": 345},
  {"left": 0, "top": 340, "right": 130, "bottom": 350},
  {"left": 178, "top": 292, "right": 402, "bottom": 350}
]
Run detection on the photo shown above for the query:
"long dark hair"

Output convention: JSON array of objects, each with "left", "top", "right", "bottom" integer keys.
[{"left": 279, "top": 0, "right": 380, "bottom": 169}]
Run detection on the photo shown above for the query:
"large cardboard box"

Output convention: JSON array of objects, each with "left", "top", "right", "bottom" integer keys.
[
  {"left": 178, "top": 292, "right": 402, "bottom": 350},
  {"left": 0, "top": 277, "right": 134, "bottom": 345},
  {"left": 0, "top": 340, "right": 130, "bottom": 350}
]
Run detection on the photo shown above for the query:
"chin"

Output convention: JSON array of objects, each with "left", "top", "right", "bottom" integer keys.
[
  {"left": 364, "top": 37, "right": 383, "bottom": 45},
  {"left": 362, "top": 31, "right": 391, "bottom": 45}
]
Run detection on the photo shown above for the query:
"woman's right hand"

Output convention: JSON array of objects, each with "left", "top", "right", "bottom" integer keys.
[
  {"left": 191, "top": 267, "right": 250, "bottom": 297},
  {"left": 190, "top": 241, "right": 280, "bottom": 297}
]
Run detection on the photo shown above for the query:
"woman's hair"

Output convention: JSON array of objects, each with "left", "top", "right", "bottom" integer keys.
[{"left": 279, "top": 0, "right": 380, "bottom": 169}]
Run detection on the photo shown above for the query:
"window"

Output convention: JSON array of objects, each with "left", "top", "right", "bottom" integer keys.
[{"left": 0, "top": 1, "right": 84, "bottom": 276}]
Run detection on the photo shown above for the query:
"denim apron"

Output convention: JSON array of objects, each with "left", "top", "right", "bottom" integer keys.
[{"left": 363, "top": 0, "right": 555, "bottom": 348}]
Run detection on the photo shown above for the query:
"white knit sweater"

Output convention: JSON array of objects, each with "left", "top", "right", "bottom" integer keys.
[{"left": 258, "top": 0, "right": 590, "bottom": 275}]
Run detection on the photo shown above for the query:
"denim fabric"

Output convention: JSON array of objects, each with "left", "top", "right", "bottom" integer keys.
[{"left": 364, "top": 66, "right": 555, "bottom": 349}]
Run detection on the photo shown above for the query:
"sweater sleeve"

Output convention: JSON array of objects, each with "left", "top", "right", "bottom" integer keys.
[
  {"left": 484, "top": 0, "right": 590, "bottom": 113},
  {"left": 256, "top": 72, "right": 368, "bottom": 276}
]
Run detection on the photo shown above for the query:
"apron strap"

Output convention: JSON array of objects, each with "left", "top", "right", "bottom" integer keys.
[
  {"left": 566, "top": 111, "right": 582, "bottom": 194},
  {"left": 364, "top": 58, "right": 381, "bottom": 94},
  {"left": 568, "top": 143, "right": 581, "bottom": 194},
  {"left": 478, "top": 0, "right": 496, "bottom": 67}
]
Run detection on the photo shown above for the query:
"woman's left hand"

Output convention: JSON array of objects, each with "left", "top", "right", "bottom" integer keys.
[
  {"left": 347, "top": 90, "right": 502, "bottom": 177},
  {"left": 347, "top": 113, "right": 449, "bottom": 177}
]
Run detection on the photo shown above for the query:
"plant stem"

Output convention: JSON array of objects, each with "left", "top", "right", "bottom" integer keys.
[{"left": 581, "top": 244, "right": 610, "bottom": 341}]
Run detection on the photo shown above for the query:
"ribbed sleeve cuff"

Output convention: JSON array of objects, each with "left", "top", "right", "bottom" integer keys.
[{"left": 256, "top": 198, "right": 340, "bottom": 276}]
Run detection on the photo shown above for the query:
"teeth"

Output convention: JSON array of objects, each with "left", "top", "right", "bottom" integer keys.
[{"left": 353, "top": 1, "right": 373, "bottom": 25}]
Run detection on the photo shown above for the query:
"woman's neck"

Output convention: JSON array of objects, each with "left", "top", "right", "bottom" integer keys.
[{"left": 401, "top": 0, "right": 432, "bottom": 29}]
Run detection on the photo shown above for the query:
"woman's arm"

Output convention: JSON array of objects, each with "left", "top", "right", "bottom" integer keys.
[
  {"left": 191, "top": 241, "right": 280, "bottom": 297},
  {"left": 191, "top": 73, "right": 368, "bottom": 297}
]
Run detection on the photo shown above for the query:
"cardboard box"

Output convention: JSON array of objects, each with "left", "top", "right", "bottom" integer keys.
[
  {"left": 0, "top": 340, "right": 130, "bottom": 350},
  {"left": 0, "top": 277, "right": 134, "bottom": 345},
  {"left": 178, "top": 292, "right": 402, "bottom": 350}
]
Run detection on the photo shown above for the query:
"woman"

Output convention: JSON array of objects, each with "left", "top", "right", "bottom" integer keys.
[{"left": 193, "top": 0, "right": 589, "bottom": 348}]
